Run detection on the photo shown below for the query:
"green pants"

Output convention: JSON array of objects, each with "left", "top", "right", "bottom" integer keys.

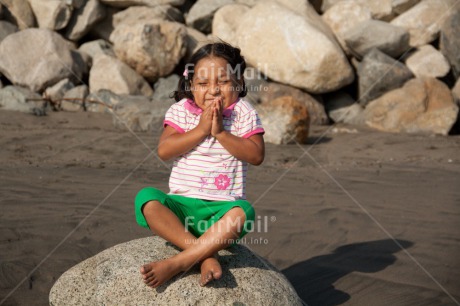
[{"left": 135, "top": 187, "right": 255, "bottom": 238}]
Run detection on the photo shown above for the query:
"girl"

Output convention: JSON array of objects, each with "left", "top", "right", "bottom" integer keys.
[{"left": 135, "top": 42, "right": 265, "bottom": 288}]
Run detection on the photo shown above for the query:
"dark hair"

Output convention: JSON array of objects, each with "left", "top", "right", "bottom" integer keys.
[{"left": 172, "top": 41, "right": 248, "bottom": 102}]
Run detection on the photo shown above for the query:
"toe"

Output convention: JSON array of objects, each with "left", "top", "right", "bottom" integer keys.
[
  {"left": 213, "top": 270, "right": 222, "bottom": 280},
  {"left": 140, "top": 264, "right": 152, "bottom": 274}
]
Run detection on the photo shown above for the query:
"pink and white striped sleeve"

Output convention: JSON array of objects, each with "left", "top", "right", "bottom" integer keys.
[
  {"left": 163, "top": 103, "right": 186, "bottom": 133},
  {"left": 238, "top": 108, "right": 265, "bottom": 139}
]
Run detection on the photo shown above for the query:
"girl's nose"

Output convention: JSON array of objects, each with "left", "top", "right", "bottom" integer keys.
[{"left": 208, "top": 83, "right": 220, "bottom": 95}]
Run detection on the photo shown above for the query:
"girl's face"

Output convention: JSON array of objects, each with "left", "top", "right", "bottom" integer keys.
[{"left": 190, "top": 56, "right": 241, "bottom": 110}]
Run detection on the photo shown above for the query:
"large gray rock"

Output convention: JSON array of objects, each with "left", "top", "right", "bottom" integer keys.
[
  {"left": 212, "top": 4, "right": 249, "bottom": 46},
  {"left": 236, "top": 1, "right": 354, "bottom": 94},
  {"left": 322, "top": 1, "right": 372, "bottom": 54},
  {"left": 440, "top": 7, "right": 460, "bottom": 79},
  {"left": 362, "top": 77, "right": 459, "bottom": 135},
  {"left": 49, "top": 236, "right": 302, "bottom": 305},
  {"left": 62, "top": 85, "right": 88, "bottom": 111},
  {"left": 343, "top": 20, "right": 410, "bottom": 59},
  {"left": 405, "top": 45, "right": 450, "bottom": 79},
  {"left": 113, "top": 5, "right": 184, "bottom": 27},
  {"left": 391, "top": 0, "right": 458, "bottom": 47},
  {"left": 357, "top": 48, "right": 413, "bottom": 107},
  {"left": 78, "top": 39, "right": 116, "bottom": 60},
  {"left": 65, "top": 0, "right": 106, "bottom": 41},
  {"left": 0, "top": 85, "right": 44, "bottom": 114},
  {"left": 99, "top": 0, "right": 185, "bottom": 8},
  {"left": 28, "top": 0, "right": 72, "bottom": 30},
  {"left": 89, "top": 55, "right": 154, "bottom": 96},
  {"left": 256, "top": 96, "right": 310, "bottom": 145},
  {"left": 0, "top": 29, "right": 87, "bottom": 92},
  {"left": 186, "top": 0, "right": 234, "bottom": 33},
  {"left": 246, "top": 78, "right": 329, "bottom": 125},
  {"left": 0, "top": 0, "right": 35, "bottom": 29},
  {"left": 110, "top": 21, "right": 186, "bottom": 81},
  {"left": 0, "top": 20, "right": 18, "bottom": 43}
]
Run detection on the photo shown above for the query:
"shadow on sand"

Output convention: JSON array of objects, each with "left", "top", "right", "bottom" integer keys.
[{"left": 282, "top": 239, "right": 413, "bottom": 306}]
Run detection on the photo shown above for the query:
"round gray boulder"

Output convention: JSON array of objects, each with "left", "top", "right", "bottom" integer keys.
[
  {"left": 49, "top": 236, "right": 302, "bottom": 306},
  {"left": 0, "top": 28, "right": 87, "bottom": 92}
]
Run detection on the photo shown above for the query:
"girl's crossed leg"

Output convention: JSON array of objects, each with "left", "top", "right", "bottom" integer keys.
[{"left": 140, "top": 200, "right": 245, "bottom": 288}]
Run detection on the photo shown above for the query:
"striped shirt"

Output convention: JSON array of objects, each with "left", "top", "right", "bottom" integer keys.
[{"left": 163, "top": 98, "right": 265, "bottom": 201}]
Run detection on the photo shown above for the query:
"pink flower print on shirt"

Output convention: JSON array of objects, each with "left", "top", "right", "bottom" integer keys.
[{"left": 214, "top": 174, "right": 231, "bottom": 190}]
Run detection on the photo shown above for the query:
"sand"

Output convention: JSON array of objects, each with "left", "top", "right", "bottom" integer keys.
[{"left": 0, "top": 109, "right": 459, "bottom": 305}]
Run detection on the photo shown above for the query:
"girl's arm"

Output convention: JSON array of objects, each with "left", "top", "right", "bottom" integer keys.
[
  {"left": 214, "top": 132, "right": 265, "bottom": 165},
  {"left": 157, "top": 126, "right": 207, "bottom": 161},
  {"left": 158, "top": 103, "right": 214, "bottom": 161}
]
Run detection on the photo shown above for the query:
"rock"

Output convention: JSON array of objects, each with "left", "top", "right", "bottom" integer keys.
[
  {"left": 357, "top": 48, "right": 413, "bottom": 107},
  {"left": 112, "top": 96, "right": 172, "bottom": 131},
  {"left": 186, "top": 0, "right": 234, "bottom": 33},
  {"left": 391, "top": 0, "right": 458, "bottom": 47},
  {"left": 440, "top": 7, "right": 460, "bottom": 79},
  {"left": 88, "top": 6, "right": 121, "bottom": 41},
  {"left": 65, "top": 0, "right": 106, "bottom": 41},
  {"left": 69, "top": 0, "right": 86, "bottom": 9},
  {"left": 256, "top": 96, "right": 310, "bottom": 145},
  {"left": 0, "top": 85, "right": 44, "bottom": 114},
  {"left": 62, "top": 85, "right": 88, "bottom": 111},
  {"left": 362, "top": 77, "right": 459, "bottom": 135},
  {"left": 0, "top": 29, "right": 87, "bottom": 92},
  {"left": 322, "top": 2, "right": 372, "bottom": 54},
  {"left": 152, "top": 74, "right": 180, "bottom": 102},
  {"left": 343, "top": 20, "right": 410, "bottom": 59},
  {"left": 85, "top": 89, "right": 123, "bottom": 112},
  {"left": 0, "top": 0, "right": 35, "bottom": 29},
  {"left": 246, "top": 78, "right": 328, "bottom": 125},
  {"left": 453, "top": 78, "right": 460, "bottom": 104},
  {"left": 49, "top": 236, "right": 302, "bottom": 305},
  {"left": 212, "top": 4, "right": 249, "bottom": 46},
  {"left": 44, "top": 78, "right": 75, "bottom": 105},
  {"left": 89, "top": 54, "right": 154, "bottom": 96},
  {"left": 405, "top": 45, "right": 450, "bottom": 78},
  {"left": 236, "top": 1, "right": 354, "bottom": 94},
  {"left": 78, "top": 39, "right": 116, "bottom": 60},
  {"left": 392, "top": 0, "right": 421, "bottom": 15},
  {"left": 113, "top": 5, "right": 184, "bottom": 27},
  {"left": 110, "top": 21, "right": 186, "bottom": 81},
  {"left": 322, "top": 0, "right": 393, "bottom": 20},
  {"left": 99, "top": 0, "right": 185, "bottom": 8},
  {"left": 183, "top": 26, "right": 208, "bottom": 62},
  {"left": 0, "top": 20, "right": 18, "bottom": 43},
  {"left": 234, "top": 0, "right": 258, "bottom": 6},
  {"left": 28, "top": 0, "right": 72, "bottom": 30},
  {"left": 325, "top": 91, "right": 364, "bottom": 125}
]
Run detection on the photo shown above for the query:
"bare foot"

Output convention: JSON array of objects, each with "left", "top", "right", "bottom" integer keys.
[
  {"left": 140, "top": 258, "right": 182, "bottom": 288},
  {"left": 200, "top": 255, "right": 222, "bottom": 286}
]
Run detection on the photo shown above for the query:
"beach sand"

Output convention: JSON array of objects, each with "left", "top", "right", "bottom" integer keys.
[{"left": 0, "top": 109, "right": 459, "bottom": 305}]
